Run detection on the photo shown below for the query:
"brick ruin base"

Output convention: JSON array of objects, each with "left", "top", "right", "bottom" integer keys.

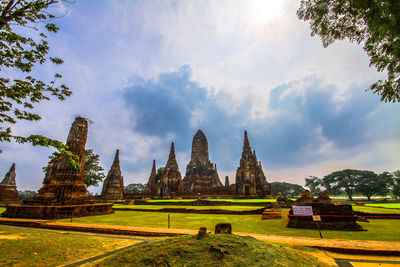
[
  {"left": 287, "top": 203, "right": 364, "bottom": 231},
  {"left": 2, "top": 203, "right": 114, "bottom": 220}
]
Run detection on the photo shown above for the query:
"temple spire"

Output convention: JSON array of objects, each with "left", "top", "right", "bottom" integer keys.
[
  {"left": 242, "top": 130, "right": 251, "bottom": 155},
  {"left": 0, "top": 163, "right": 16, "bottom": 187},
  {"left": 151, "top": 159, "right": 156, "bottom": 175},
  {"left": 225, "top": 176, "right": 230, "bottom": 187},
  {"left": 168, "top": 142, "right": 176, "bottom": 161},
  {"left": 10, "top": 163, "right": 15, "bottom": 172},
  {"left": 112, "top": 149, "right": 120, "bottom": 168}
]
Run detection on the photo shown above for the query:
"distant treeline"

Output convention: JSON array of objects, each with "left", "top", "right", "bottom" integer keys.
[{"left": 305, "top": 169, "right": 400, "bottom": 201}]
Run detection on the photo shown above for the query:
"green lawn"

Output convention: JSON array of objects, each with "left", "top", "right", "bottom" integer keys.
[
  {"left": 205, "top": 199, "right": 278, "bottom": 202},
  {"left": 0, "top": 225, "right": 141, "bottom": 266},
  {"left": 113, "top": 204, "right": 263, "bottom": 211},
  {"left": 365, "top": 203, "right": 400, "bottom": 209},
  {"left": 352, "top": 205, "right": 400, "bottom": 213},
  {"left": 58, "top": 210, "right": 400, "bottom": 242},
  {"left": 147, "top": 199, "right": 277, "bottom": 202}
]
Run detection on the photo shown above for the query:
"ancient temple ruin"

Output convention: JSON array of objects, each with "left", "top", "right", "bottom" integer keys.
[
  {"left": 2, "top": 117, "right": 113, "bottom": 219},
  {"left": 182, "top": 130, "right": 222, "bottom": 193},
  {"left": 225, "top": 176, "right": 230, "bottom": 187},
  {"left": 155, "top": 142, "right": 183, "bottom": 198},
  {"left": 287, "top": 190, "right": 364, "bottom": 230},
  {"left": 101, "top": 150, "right": 124, "bottom": 201},
  {"left": 0, "top": 163, "right": 19, "bottom": 203},
  {"left": 145, "top": 159, "right": 157, "bottom": 195},
  {"left": 235, "top": 131, "right": 272, "bottom": 198}
]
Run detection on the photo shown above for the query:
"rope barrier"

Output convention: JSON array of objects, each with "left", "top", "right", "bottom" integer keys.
[{"left": 287, "top": 214, "right": 400, "bottom": 219}]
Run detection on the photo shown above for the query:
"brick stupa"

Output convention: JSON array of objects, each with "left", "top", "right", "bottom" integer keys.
[
  {"left": 145, "top": 159, "right": 157, "bottom": 195},
  {"left": 2, "top": 117, "right": 113, "bottom": 219},
  {"left": 182, "top": 130, "right": 222, "bottom": 193},
  {"left": 101, "top": 149, "right": 124, "bottom": 201},
  {"left": 155, "top": 142, "right": 183, "bottom": 198},
  {"left": 235, "top": 130, "right": 272, "bottom": 198},
  {"left": 0, "top": 163, "right": 19, "bottom": 204}
]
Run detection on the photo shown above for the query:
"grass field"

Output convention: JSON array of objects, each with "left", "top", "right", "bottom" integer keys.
[
  {"left": 365, "top": 203, "right": 400, "bottom": 209},
  {"left": 113, "top": 204, "right": 263, "bottom": 211},
  {"left": 352, "top": 205, "right": 400, "bottom": 213},
  {"left": 0, "top": 225, "right": 142, "bottom": 266},
  {"left": 58, "top": 209, "right": 400, "bottom": 242},
  {"left": 117, "top": 203, "right": 400, "bottom": 213},
  {"left": 147, "top": 199, "right": 278, "bottom": 202}
]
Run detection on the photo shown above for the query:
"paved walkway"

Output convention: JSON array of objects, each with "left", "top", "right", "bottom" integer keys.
[{"left": 1, "top": 217, "right": 400, "bottom": 254}]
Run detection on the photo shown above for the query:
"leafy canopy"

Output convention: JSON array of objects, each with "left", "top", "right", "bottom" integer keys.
[
  {"left": 356, "top": 171, "right": 392, "bottom": 200},
  {"left": 270, "top": 182, "right": 304, "bottom": 198},
  {"left": 125, "top": 183, "right": 146, "bottom": 194},
  {"left": 304, "top": 175, "right": 323, "bottom": 195},
  {"left": 1, "top": 0, "right": 73, "bottom": 155},
  {"left": 392, "top": 170, "right": 400, "bottom": 199},
  {"left": 83, "top": 149, "right": 105, "bottom": 188},
  {"left": 298, "top": 0, "right": 400, "bottom": 102}
]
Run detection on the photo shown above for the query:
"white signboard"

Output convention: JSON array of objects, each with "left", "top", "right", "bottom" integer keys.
[{"left": 292, "top": 206, "right": 313, "bottom": 216}]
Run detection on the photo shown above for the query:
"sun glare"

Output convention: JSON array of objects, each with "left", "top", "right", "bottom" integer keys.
[{"left": 247, "top": 0, "right": 284, "bottom": 25}]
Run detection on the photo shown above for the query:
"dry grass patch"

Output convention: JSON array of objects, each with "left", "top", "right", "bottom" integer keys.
[{"left": 0, "top": 226, "right": 142, "bottom": 266}]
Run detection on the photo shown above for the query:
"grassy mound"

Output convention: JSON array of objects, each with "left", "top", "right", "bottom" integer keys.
[{"left": 96, "top": 234, "right": 321, "bottom": 267}]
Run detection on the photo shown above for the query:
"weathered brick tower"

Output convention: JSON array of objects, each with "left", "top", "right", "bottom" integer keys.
[
  {"left": 101, "top": 149, "right": 124, "bottom": 201},
  {"left": 235, "top": 131, "right": 271, "bottom": 198},
  {"left": 182, "top": 130, "right": 222, "bottom": 193}
]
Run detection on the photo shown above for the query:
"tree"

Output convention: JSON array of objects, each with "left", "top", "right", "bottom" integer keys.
[
  {"left": 83, "top": 149, "right": 105, "bottom": 188},
  {"left": 392, "top": 170, "right": 400, "bottom": 199},
  {"left": 298, "top": 0, "right": 400, "bottom": 102},
  {"left": 18, "top": 190, "right": 37, "bottom": 199},
  {"left": 1, "top": 1, "right": 73, "bottom": 155},
  {"left": 270, "top": 182, "right": 304, "bottom": 198},
  {"left": 322, "top": 169, "right": 367, "bottom": 200},
  {"left": 153, "top": 167, "right": 165, "bottom": 184},
  {"left": 125, "top": 183, "right": 146, "bottom": 194},
  {"left": 43, "top": 148, "right": 105, "bottom": 187},
  {"left": 356, "top": 171, "right": 391, "bottom": 200},
  {"left": 304, "top": 176, "right": 323, "bottom": 195}
]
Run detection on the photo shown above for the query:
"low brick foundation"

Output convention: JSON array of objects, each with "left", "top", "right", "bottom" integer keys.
[{"left": 1, "top": 203, "right": 114, "bottom": 219}]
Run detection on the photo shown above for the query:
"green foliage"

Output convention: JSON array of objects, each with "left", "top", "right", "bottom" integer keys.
[
  {"left": 356, "top": 171, "right": 392, "bottom": 200},
  {"left": 83, "top": 149, "right": 105, "bottom": 187},
  {"left": 125, "top": 183, "right": 146, "bottom": 194},
  {"left": 322, "top": 169, "right": 393, "bottom": 200},
  {"left": 298, "top": 0, "right": 400, "bottom": 102},
  {"left": 392, "top": 170, "right": 400, "bottom": 199},
  {"left": 304, "top": 176, "right": 323, "bottom": 195},
  {"left": 97, "top": 234, "right": 321, "bottom": 267},
  {"left": 0, "top": 0, "right": 73, "bottom": 154},
  {"left": 152, "top": 167, "right": 165, "bottom": 184},
  {"left": 270, "top": 182, "right": 304, "bottom": 197},
  {"left": 323, "top": 169, "right": 365, "bottom": 200},
  {"left": 17, "top": 190, "right": 37, "bottom": 200}
]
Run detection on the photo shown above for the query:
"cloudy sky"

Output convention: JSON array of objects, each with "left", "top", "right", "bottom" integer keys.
[{"left": 1, "top": 0, "right": 399, "bottom": 194}]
